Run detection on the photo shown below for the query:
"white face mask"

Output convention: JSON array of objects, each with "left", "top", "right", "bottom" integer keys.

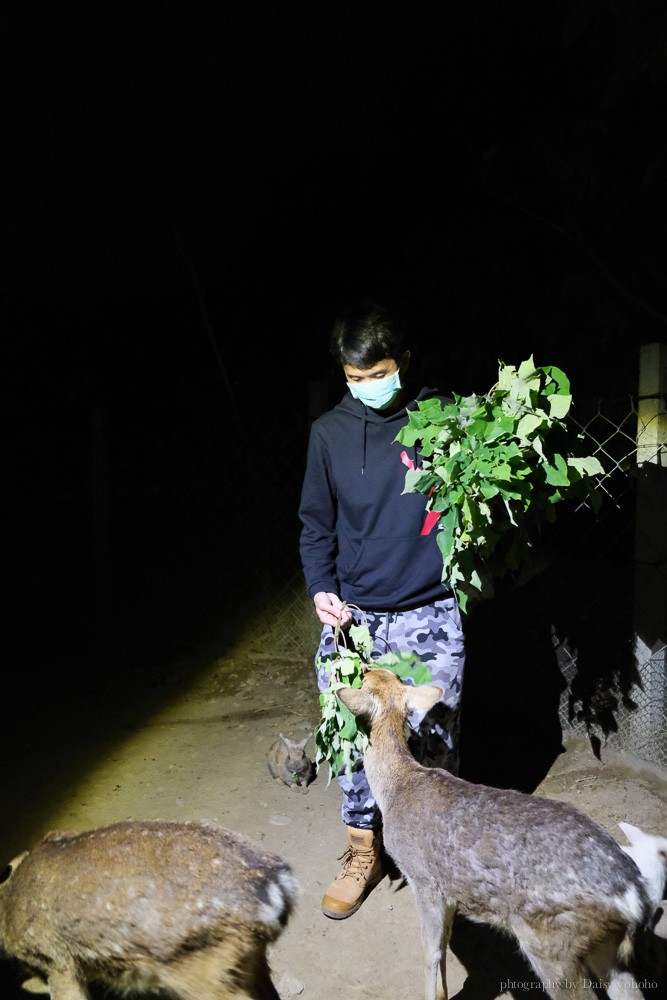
[{"left": 347, "top": 369, "right": 402, "bottom": 410}]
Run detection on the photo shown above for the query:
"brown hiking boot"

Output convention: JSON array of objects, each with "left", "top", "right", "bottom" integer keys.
[{"left": 321, "top": 825, "right": 384, "bottom": 919}]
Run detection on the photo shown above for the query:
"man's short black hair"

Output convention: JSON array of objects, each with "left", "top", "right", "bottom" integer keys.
[{"left": 329, "top": 299, "right": 406, "bottom": 369}]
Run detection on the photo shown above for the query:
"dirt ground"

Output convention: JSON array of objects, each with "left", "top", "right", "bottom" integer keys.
[{"left": 1, "top": 637, "right": 666, "bottom": 1000}]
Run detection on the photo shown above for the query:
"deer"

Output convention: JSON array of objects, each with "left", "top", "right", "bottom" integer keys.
[
  {"left": 338, "top": 667, "right": 656, "bottom": 1000},
  {"left": 0, "top": 818, "right": 299, "bottom": 1000}
]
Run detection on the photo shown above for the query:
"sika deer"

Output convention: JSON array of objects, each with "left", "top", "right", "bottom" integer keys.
[
  {"left": 606, "top": 822, "right": 667, "bottom": 998},
  {"left": 0, "top": 818, "right": 298, "bottom": 1000},
  {"left": 338, "top": 668, "right": 653, "bottom": 1000},
  {"left": 618, "top": 822, "right": 667, "bottom": 910}
]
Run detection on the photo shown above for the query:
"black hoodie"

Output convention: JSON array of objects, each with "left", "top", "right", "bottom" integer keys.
[{"left": 298, "top": 386, "right": 454, "bottom": 611}]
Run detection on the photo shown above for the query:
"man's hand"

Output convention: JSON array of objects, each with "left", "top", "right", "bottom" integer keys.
[{"left": 313, "top": 592, "right": 353, "bottom": 628}]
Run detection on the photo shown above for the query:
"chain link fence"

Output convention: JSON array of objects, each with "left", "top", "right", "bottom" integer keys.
[{"left": 553, "top": 394, "right": 667, "bottom": 769}]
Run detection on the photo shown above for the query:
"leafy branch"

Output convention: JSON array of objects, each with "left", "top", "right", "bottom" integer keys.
[
  {"left": 314, "top": 618, "right": 432, "bottom": 783},
  {"left": 396, "top": 356, "right": 605, "bottom": 612}
]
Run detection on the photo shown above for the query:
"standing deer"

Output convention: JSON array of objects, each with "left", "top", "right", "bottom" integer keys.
[
  {"left": 0, "top": 818, "right": 298, "bottom": 1000},
  {"left": 338, "top": 668, "right": 655, "bottom": 1000}
]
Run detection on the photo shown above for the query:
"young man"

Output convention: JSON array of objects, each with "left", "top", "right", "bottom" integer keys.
[{"left": 298, "top": 300, "right": 466, "bottom": 919}]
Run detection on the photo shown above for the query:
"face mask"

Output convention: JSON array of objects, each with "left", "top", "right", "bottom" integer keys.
[{"left": 347, "top": 369, "right": 402, "bottom": 410}]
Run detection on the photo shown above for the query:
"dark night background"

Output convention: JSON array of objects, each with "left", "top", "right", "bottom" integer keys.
[{"left": 3, "top": 1, "right": 666, "bottom": 674}]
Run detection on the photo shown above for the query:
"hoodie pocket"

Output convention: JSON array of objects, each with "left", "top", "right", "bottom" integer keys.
[{"left": 341, "top": 534, "right": 443, "bottom": 600}]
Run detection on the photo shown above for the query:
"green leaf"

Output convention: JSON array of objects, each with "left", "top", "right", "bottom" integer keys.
[
  {"left": 338, "top": 651, "right": 362, "bottom": 677},
  {"left": 567, "top": 455, "right": 605, "bottom": 477},
  {"left": 548, "top": 394, "right": 572, "bottom": 419},
  {"left": 375, "top": 651, "right": 434, "bottom": 686},
  {"left": 497, "top": 360, "right": 517, "bottom": 390},
  {"left": 402, "top": 467, "right": 439, "bottom": 496},
  {"left": 517, "top": 356, "right": 537, "bottom": 380},
  {"left": 542, "top": 365, "right": 570, "bottom": 395},
  {"left": 349, "top": 622, "right": 373, "bottom": 659},
  {"left": 486, "top": 415, "right": 514, "bottom": 441},
  {"left": 516, "top": 413, "right": 546, "bottom": 440},
  {"left": 488, "top": 463, "right": 513, "bottom": 482},
  {"left": 478, "top": 481, "right": 499, "bottom": 500},
  {"left": 396, "top": 423, "right": 421, "bottom": 447},
  {"left": 543, "top": 453, "right": 571, "bottom": 486},
  {"left": 337, "top": 703, "right": 359, "bottom": 740}
]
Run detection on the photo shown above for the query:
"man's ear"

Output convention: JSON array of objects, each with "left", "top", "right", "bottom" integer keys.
[{"left": 399, "top": 350, "right": 411, "bottom": 374}]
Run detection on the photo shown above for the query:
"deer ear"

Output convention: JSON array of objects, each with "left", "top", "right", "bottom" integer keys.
[
  {"left": 1, "top": 851, "right": 29, "bottom": 884},
  {"left": 618, "top": 822, "right": 645, "bottom": 845},
  {"left": 405, "top": 684, "right": 443, "bottom": 715},
  {"left": 337, "top": 686, "right": 368, "bottom": 716}
]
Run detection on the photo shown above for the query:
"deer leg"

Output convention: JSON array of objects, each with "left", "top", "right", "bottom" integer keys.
[{"left": 412, "top": 884, "right": 456, "bottom": 1000}]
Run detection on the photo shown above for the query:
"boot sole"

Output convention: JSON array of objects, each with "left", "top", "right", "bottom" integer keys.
[{"left": 321, "top": 869, "right": 384, "bottom": 919}]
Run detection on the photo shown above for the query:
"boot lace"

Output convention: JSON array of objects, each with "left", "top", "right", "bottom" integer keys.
[{"left": 336, "top": 845, "right": 374, "bottom": 883}]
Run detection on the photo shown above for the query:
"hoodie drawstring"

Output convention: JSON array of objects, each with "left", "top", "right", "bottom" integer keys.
[{"left": 361, "top": 409, "right": 367, "bottom": 475}]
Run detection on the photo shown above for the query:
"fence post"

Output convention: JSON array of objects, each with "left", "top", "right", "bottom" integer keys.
[{"left": 633, "top": 342, "right": 667, "bottom": 742}]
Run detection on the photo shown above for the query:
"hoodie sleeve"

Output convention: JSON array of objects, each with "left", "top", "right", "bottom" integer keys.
[{"left": 298, "top": 423, "right": 339, "bottom": 598}]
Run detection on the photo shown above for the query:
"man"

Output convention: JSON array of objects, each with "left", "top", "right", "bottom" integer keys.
[{"left": 298, "top": 299, "right": 466, "bottom": 919}]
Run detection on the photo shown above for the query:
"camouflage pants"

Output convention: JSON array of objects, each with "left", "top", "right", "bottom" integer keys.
[{"left": 315, "top": 595, "right": 465, "bottom": 830}]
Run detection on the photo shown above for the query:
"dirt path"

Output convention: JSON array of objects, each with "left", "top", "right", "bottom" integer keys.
[{"left": 1, "top": 641, "right": 666, "bottom": 999}]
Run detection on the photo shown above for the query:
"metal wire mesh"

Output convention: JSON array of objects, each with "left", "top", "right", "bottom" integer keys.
[
  {"left": 552, "top": 395, "right": 667, "bottom": 768},
  {"left": 556, "top": 635, "right": 667, "bottom": 770}
]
